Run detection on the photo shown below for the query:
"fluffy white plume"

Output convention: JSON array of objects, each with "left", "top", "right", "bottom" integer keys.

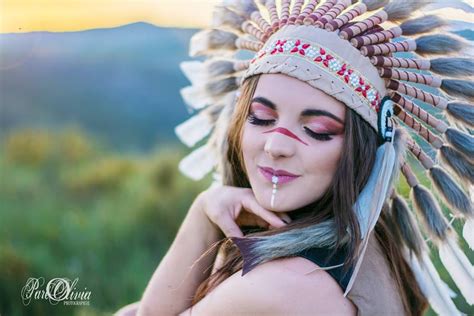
[
  {"left": 406, "top": 250, "right": 461, "bottom": 315},
  {"left": 463, "top": 218, "right": 474, "bottom": 250},
  {"left": 174, "top": 113, "right": 213, "bottom": 147},
  {"left": 180, "top": 85, "right": 213, "bottom": 110},
  {"left": 178, "top": 144, "right": 216, "bottom": 180},
  {"left": 439, "top": 235, "right": 474, "bottom": 305},
  {"left": 179, "top": 61, "right": 208, "bottom": 85}
]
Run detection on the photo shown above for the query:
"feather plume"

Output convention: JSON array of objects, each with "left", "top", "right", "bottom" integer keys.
[
  {"left": 384, "top": 0, "right": 434, "bottom": 21},
  {"left": 221, "top": 0, "right": 258, "bottom": 18},
  {"left": 178, "top": 144, "right": 216, "bottom": 180},
  {"left": 362, "top": 0, "right": 389, "bottom": 11},
  {"left": 207, "top": 59, "right": 236, "bottom": 77},
  {"left": 441, "top": 79, "right": 474, "bottom": 102},
  {"left": 438, "top": 235, "right": 474, "bottom": 305},
  {"left": 430, "top": 166, "right": 473, "bottom": 217},
  {"left": 179, "top": 61, "right": 208, "bottom": 85},
  {"left": 430, "top": 57, "right": 474, "bottom": 78},
  {"left": 439, "top": 145, "right": 474, "bottom": 184},
  {"left": 416, "top": 34, "right": 467, "bottom": 56},
  {"left": 189, "top": 29, "right": 238, "bottom": 57},
  {"left": 174, "top": 112, "right": 213, "bottom": 147},
  {"left": 231, "top": 219, "right": 340, "bottom": 276},
  {"left": 205, "top": 76, "right": 239, "bottom": 95},
  {"left": 445, "top": 127, "right": 474, "bottom": 157},
  {"left": 345, "top": 140, "right": 397, "bottom": 296},
  {"left": 446, "top": 102, "right": 474, "bottom": 128},
  {"left": 391, "top": 194, "right": 426, "bottom": 257},
  {"left": 412, "top": 184, "right": 450, "bottom": 240},
  {"left": 400, "top": 15, "right": 447, "bottom": 36},
  {"left": 180, "top": 85, "right": 213, "bottom": 110},
  {"left": 212, "top": 5, "right": 246, "bottom": 30},
  {"left": 405, "top": 250, "right": 460, "bottom": 315},
  {"left": 463, "top": 218, "right": 474, "bottom": 250}
]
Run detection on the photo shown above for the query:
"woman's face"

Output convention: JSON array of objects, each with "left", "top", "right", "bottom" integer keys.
[{"left": 241, "top": 74, "right": 346, "bottom": 212}]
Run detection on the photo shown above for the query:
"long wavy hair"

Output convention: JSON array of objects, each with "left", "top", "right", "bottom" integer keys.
[{"left": 192, "top": 74, "right": 428, "bottom": 315}]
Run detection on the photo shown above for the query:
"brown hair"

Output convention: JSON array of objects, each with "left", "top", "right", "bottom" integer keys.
[{"left": 192, "top": 74, "right": 428, "bottom": 315}]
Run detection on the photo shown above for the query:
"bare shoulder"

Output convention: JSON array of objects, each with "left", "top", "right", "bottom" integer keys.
[{"left": 180, "top": 256, "right": 356, "bottom": 316}]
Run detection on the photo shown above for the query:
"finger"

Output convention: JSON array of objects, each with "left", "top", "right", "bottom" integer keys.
[
  {"left": 219, "top": 213, "right": 244, "bottom": 238},
  {"left": 242, "top": 197, "right": 287, "bottom": 228},
  {"left": 277, "top": 212, "right": 292, "bottom": 224},
  {"left": 237, "top": 211, "right": 270, "bottom": 228}
]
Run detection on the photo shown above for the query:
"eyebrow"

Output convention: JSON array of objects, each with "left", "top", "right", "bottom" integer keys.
[{"left": 251, "top": 96, "right": 344, "bottom": 124}]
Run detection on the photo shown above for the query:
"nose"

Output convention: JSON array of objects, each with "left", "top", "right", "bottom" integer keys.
[{"left": 264, "top": 130, "right": 297, "bottom": 159}]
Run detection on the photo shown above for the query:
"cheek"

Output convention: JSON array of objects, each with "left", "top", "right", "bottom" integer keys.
[
  {"left": 241, "top": 124, "right": 261, "bottom": 170},
  {"left": 304, "top": 138, "right": 344, "bottom": 183}
]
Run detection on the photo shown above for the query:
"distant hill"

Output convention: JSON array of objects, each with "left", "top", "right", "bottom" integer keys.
[{"left": 0, "top": 22, "right": 198, "bottom": 152}]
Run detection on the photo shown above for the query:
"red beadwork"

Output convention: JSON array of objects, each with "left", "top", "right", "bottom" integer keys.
[{"left": 253, "top": 38, "right": 379, "bottom": 110}]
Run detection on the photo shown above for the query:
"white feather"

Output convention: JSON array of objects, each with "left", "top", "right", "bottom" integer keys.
[
  {"left": 406, "top": 250, "right": 461, "bottom": 315},
  {"left": 178, "top": 144, "right": 216, "bottom": 181},
  {"left": 439, "top": 235, "right": 474, "bottom": 305},
  {"left": 174, "top": 113, "right": 213, "bottom": 147},
  {"left": 354, "top": 141, "right": 396, "bottom": 237},
  {"left": 463, "top": 218, "right": 474, "bottom": 250},
  {"left": 344, "top": 140, "right": 396, "bottom": 296},
  {"left": 179, "top": 61, "right": 209, "bottom": 85},
  {"left": 189, "top": 30, "right": 211, "bottom": 57},
  {"left": 180, "top": 85, "right": 213, "bottom": 110}
]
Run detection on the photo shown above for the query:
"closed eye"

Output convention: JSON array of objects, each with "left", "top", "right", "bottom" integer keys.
[
  {"left": 247, "top": 113, "right": 274, "bottom": 126},
  {"left": 247, "top": 113, "right": 334, "bottom": 141}
]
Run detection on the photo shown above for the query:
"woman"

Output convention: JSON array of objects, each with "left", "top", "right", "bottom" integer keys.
[{"left": 117, "top": 0, "right": 474, "bottom": 315}]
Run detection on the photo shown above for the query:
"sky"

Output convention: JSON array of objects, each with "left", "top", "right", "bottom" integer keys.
[
  {"left": 0, "top": 0, "right": 472, "bottom": 34},
  {"left": 0, "top": 0, "right": 217, "bottom": 33}
]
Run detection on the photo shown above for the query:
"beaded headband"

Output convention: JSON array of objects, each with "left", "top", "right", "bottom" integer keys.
[{"left": 175, "top": 0, "right": 474, "bottom": 311}]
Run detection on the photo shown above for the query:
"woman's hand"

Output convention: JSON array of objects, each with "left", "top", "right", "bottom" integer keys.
[{"left": 198, "top": 185, "right": 291, "bottom": 238}]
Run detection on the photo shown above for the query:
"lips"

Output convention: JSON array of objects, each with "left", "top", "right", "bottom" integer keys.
[
  {"left": 259, "top": 166, "right": 298, "bottom": 177},
  {"left": 258, "top": 166, "right": 300, "bottom": 184}
]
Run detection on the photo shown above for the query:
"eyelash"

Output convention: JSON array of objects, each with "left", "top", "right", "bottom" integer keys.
[{"left": 247, "top": 113, "right": 333, "bottom": 141}]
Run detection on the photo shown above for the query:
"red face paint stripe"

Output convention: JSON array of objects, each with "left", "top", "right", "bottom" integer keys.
[{"left": 263, "top": 127, "right": 309, "bottom": 146}]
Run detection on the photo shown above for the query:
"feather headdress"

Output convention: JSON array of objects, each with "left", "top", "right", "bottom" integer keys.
[{"left": 175, "top": 0, "right": 473, "bottom": 312}]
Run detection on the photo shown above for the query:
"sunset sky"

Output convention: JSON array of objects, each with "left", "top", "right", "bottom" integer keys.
[{"left": 0, "top": 0, "right": 472, "bottom": 34}]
